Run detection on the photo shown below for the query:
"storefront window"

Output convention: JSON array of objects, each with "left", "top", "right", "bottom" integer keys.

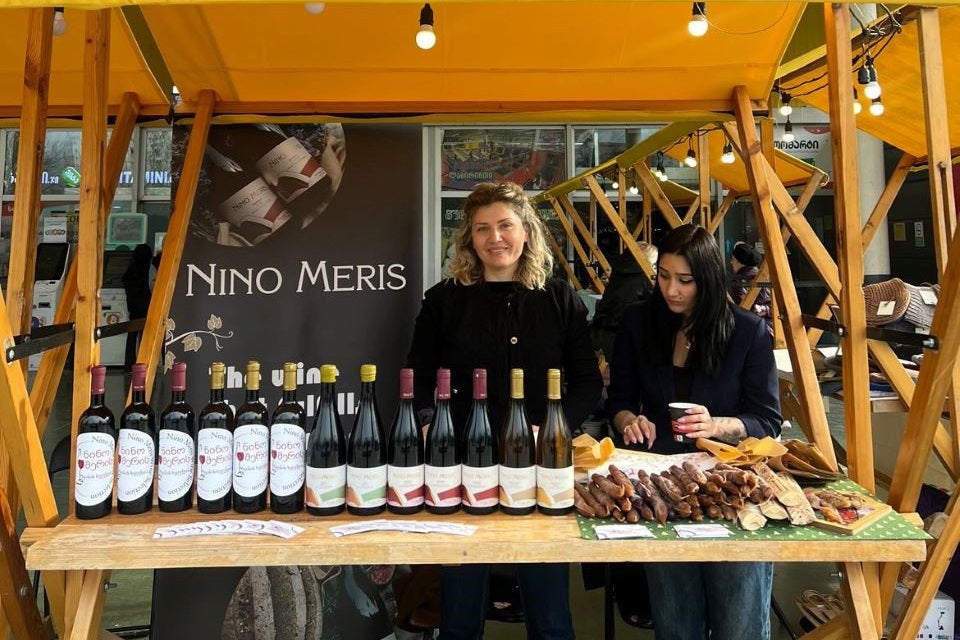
[
  {"left": 142, "top": 128, "right": 173, "bottom": 198},
  {"left": 440, "top": 128, "right": 566, "bottom": 192},
  {"left": 572, "top": 127, "right": 662, "bottom": 176}
]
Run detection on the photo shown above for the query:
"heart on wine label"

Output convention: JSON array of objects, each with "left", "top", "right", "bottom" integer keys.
[
  {"left": 272, "top": 450, "right": 277, "bottom": 459},
  {"left": 77, "top": 459, "right": 84, "bottom": 469},
  {"left": 199, "top": 454, "right": 206, "bottom": 464},
  {"left": 237, "top": 451, "right": 244, "bottom": 462}
]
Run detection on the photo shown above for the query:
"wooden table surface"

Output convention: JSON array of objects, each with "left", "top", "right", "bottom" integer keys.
[{"left": 21, "top": 510, "right": 927, "bottom": 571}]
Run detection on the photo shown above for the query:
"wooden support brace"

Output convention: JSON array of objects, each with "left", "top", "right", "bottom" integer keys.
[
  {"left": 697, "top": 130, "right": 710, "bottom": 227},
  {"left": 708, "top": 191, "right": 736, "bottom": 235},
  {"left": 548, "top": 198, "right": 603, "bottom": 293},
  {"left": 557, "top": 194, "right": 611, "bottom": 277},
  {"left": 840, "top": 562, "right": 881, "bottom": 639},
  {"left": 0, "top": 486, "right": 44, "bottom": 640},
  {"left": 583, "top": 175, "right": 655, "bottom": 280},
  {"left": 731, "top": 85, "right": 837, "bottom": 472},
  {"left": 633, "top": 163, "right": 683, "bottom": 229},
  {"left": 544, "top": 229, "right": 581, "bottom": 291},
  {"left": 67, "top": 571, "right": 110, "bottom": 640}
]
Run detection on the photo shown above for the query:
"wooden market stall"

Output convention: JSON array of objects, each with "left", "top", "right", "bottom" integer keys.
[{"left": 0, "top": 2, "right": 957, "bottom": 639}]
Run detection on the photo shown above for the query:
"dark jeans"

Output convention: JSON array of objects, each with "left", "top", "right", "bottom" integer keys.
[
  {"left": 644, "top": 561, "right": 772, "bottom": 640},
  {"left": 439, "top": 563, "right": 574, "bottom": 640}
]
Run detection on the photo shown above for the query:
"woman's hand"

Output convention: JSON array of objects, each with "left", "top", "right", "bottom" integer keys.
[
  {"left": 673, "top": 405, "right": 746, "bottom": 443},
  {"left": 614, "top": 411, "right": 656, "bottom": 449}
]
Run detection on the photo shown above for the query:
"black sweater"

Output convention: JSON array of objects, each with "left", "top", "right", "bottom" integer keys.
[{"left": 406, "top": 278, "right": 602, "bottom": 435}]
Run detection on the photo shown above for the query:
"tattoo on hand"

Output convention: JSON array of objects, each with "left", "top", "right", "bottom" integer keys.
[{"left": 713, "top": 417, "right": 747, "bottom": 445}]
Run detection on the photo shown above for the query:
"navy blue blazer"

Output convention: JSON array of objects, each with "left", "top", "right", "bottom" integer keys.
[{"left": 606, "top": 301, "right": 782, "bottom": 454}]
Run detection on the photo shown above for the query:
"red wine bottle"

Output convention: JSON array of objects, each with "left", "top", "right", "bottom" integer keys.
[
  {"left": 270, "top": 362, "right": 306, "bottom": 514},
  {"left": 425, "top": 368, "right": 461, "bottom": 515},
  {"left": 117, "top": 363, "right": 157, "bottom": 515},
  {"left": 75, "top": 365, "right": 116, "bottom": 520},
  {"left": 387, "top": 368, "right": 424, "bottom": 515},
  {"left": 346, "top": 364, "right": 387, "bottom": 516},
  {"left": 306, "top": 365, "right": 347, "bottom": 515},
  {"left": 461, "top": 369, "right": 498, "bottom": 515},
  {"left": 158, "top": 362, "right": 196, "bottom": 512},
  {"left": 197, "top": 362, "right": 235, "bottom": 514},
  {"left": 204, "top": 145, "right": 292, "bottom": 246},
  {"left": 536, "top": 369, "right": 574, "bottom": 516},
  {"left": 499, "top": 368, "right": 536, "bottom": 516},
  {"left": 233, "top": 360, "right": 269, "bottom": 513}
]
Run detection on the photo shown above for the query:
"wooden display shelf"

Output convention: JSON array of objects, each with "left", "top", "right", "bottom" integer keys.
[{"left": 21, "top": 510, "right": 926, "bottom": 571}]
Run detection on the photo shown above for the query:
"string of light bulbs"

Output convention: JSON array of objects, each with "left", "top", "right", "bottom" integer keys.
[{"left": 686, "top": 1, "right": 791, "bottom": 38}]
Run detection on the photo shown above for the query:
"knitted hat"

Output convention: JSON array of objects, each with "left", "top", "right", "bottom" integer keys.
[
  {"left": 862, "top": 278, "right": 910, "bottom": 326},
  {"left": 732, "top": 243, "right": 761, "bottom": 268},
  {"left": 903, "top": 281, "right": 936, "bottom": 330}
]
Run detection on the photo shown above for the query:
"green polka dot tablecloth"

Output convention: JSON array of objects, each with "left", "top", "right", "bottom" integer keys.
[{"left": 576, "top": 479, "right": 931, "bottom": 542}]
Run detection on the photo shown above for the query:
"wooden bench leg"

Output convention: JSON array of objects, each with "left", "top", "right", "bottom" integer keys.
[
  {"left": 68, "top": 570, "right": 111, "bottom": 640},
  {"left": 840, "top": 562, "right": 880, "bottom": 639}
]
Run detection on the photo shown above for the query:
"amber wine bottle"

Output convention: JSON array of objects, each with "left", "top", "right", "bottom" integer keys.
[
  {"left": 536, "top": 369, "right": 574, "bottom": 515},
  {"left": 234, "top": 360, "right": 269, "bottom": 513},
  {"left": 75, "top": 365, "right": 116, "bottom": 520},
  {"left": 499, "top": 369, "right": 536, "bottom": 516},
  {"left": 270, "top": 362, "right": 307, "bottom": 514},
  {"left": 346, "top": 364, "right": 387, "bottom": 515}
]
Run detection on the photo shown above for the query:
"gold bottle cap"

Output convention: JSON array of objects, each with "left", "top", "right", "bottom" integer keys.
[
  {"left": 510, "top": 368, "right": 524, "bottom": 399},
  {"left": 360, "top": 364, "right": 376, "bottom": 383},
  {"left": 245, "top": 360, "right": 260, "bottom": 390},
  {"left": 210, "top": 362, "right": 226, "bottom": 390},
  {"left": 547, "top": 368, "right": 561, "bottom": 400},
  {"left": 320, "top": 364, "right": 339, "bottom": 384},
  {"left": 282, "top": 362, "right": 297, "bottom": 391}
]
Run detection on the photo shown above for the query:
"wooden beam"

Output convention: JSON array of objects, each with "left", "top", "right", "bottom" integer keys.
[
  {"left": 918, "top": 7, "right": 956, "bottom": 273},
  {"left": 6, "top": 7, "right": 53, "bottom": 344},
  {"left": 683, "top": 196, "right": 700, "bottom": 225},
  {"left": 557, "top": 195, "right": 611, "bottom": 277},
  {"left": 732, "top": 85, "right": 836, "bottom": 471},
  {"left": 0, "top": 487, "right": 44, "bottom": 640},
  {"left": 544, "top": 229, "right": 581, "bottom": 291},
  {"left": 583, "top": 175, "right": 655, "bottom": 280},
  {"left": 548, "top": 198, "right": 604, "bottom": 293},
  {"left": 617, "top": 167, "right": 626, "bottom": 255},
  {"left": 137, "top": 90, "right": 215, "bottom": 400},
  {"left": 72, "top": 9, "right": 111, "bottom": 514},
  {"left": 840, "top": 562, "right": 881, "bottom": 639},
  {"left": 67, "top": 571, "right": 110, "bottom": 640},
  {"left": 633, "top": 163, "right": 683, "bottom": 228},
  {"left": 697, "top": 130, "right": 710, "bottom": 227},
  {"left": 708, "top": 190, "right": 737, "bottom": 235}
]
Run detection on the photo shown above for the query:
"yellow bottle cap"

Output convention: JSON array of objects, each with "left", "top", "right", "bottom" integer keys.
[
  {"left": 320, "top": 364, "right": 339, "bottom": 383},
  {"left": 360, "top": 364, "right": 377, "bottom": 382}
]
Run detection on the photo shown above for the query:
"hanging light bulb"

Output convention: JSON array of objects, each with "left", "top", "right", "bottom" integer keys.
[
  {"left": 869, "top": 97, "right": 884, "bottom": 116},
  {"left": 782, "top": 119, "right": 795, "bottom": 143},
  {"left": 416, "top": 3, "right": 436, "bottom": 50},
  {"left": 304, "top": 3, "right": 326, "bottom": 14},
  {"left": 688, "top": 2, "right": 708, "bottom": 37},
  {"left": 629, "top": 176, "right": 640, "bottom": 195},
  {"left": 611, "top": 178, "right": 620, "bottom": 190},
  {"left": 778, "top": 92, "right": 793, "bottom": 117},
  {"left": 860, "top": 55, "right": 881, "bottom": 100},
  {"left": 684, "top": 149, "right": 698, "bottom": 168},
  {"left": 658, "top": 169, "right": 669, "bottom": 182},
  {"left": 721, "top": 143, "right": 735, "bottom": 164},
  {"left": 853, "top": 87, "right": 862, "bottom": 115},
  {"left": 52, "top": 7, "right": 67, "bottom": 36}
]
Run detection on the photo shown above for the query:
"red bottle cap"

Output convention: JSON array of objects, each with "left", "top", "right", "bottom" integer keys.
[
  {"left": 171, "top": 362, "right": 187, "bottom": 392},
  {"left": 90, "top": 365, "right": 106, "bottom": 395},
  {"left": 472, "top": 369, "right": 487, "bottom": 400},
  {"left": 436, "top": 368, "right": 451, "bottom": 400},
  {"left": 131, "top": 363, "right": 147, "bottom": 391},
  {"left": 399, "top": 368, "right": 414, "bottom": 399}
]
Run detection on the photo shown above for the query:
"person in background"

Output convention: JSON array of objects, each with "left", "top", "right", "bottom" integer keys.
[
  {"left": 407, "top": 181, "right": 602, "bottom": 640},
  {"left": 591, "top": 242, "right": 658, "bottom": 361},
  {"left": 606, "top": 224, "right": 781, "bottom": 640},
  {"left": 122, "top": 243, "right": 153, "bottom": 370},
  {"left": 729, "top": 241, "right": 772, "bottom": 321}
]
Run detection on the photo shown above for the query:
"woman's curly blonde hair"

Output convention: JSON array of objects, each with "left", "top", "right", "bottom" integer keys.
[{"left": 448, "top": 182, "right": 554, "bottom": 289}]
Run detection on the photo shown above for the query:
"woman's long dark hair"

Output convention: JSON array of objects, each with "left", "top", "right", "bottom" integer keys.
[{"left": 644, "top": 224, "right": 734, "bottom": 376}]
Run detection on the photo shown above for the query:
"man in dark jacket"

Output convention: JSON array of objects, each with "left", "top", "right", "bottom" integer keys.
[
  {"left": 591, "top": 244, "right": 657, "bottom": 359},
  {"left": 729, "top": 242, "right": 771, "bottom": 321}
]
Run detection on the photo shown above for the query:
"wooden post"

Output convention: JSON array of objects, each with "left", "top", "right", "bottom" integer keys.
[
  {"left": 732, "top": 85, "right": 836, "bottom": 471},
  {"left": 557, "top": 195, "right": 611, "bottom": 277},
  {"left": 708, "top": 191, "right": 737, "bottom": 235},
  {"left": 583, "top": 175, "right": 655, "bottom": 280},
  {"left": 634, "top": 164, "right": 683, "bottom": 228},
  {"left": 697, "top": 130, "right": 711, "bottom": 227},
  {"left": 0, "top": 487, "right": 44, "bottom": 640},
  {"left": 549, "top": 198, "right": 603, "bottom": 292}
]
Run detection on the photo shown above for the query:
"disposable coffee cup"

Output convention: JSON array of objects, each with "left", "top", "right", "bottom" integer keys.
[{"left": 669, "top": 402, "right": 697, "bottom": 443}]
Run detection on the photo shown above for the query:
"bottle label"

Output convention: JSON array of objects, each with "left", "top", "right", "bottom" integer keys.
[
  {"left": 387, "top": 464, "right": 424, "bottom": 508},
  {"left": 424, "top": 464, "right": 462, "bottom": 507},
  {"left": 499, "top": 466, "right": 537, "bottom": 509},
  {"left": 217, "top": 177, "right": 291, "bottom": 233},
  {"left": 157, "top": 429, "right": 195, "bottom": 502},
  {"left": 233, "top": 424, "right": 270, "bottom": 498},
  {"left": 255, "top": 136, "right": 328, "bottom": 202},
  {"left": 536, "top": 465, "right": 575, "bottom": 509},
  {"left": 346, "top": 465, "right": 387, "bottom": 508},
  {"left": 117, "top": 428, "right": 155, "bottom": 503},
  {"left": 75, "top": 432, "right": 115, "bottom": 507},
  {"left": 197, "top": 428, "right": 233, "bottom": 501},
  {"left": 269, "top": 422, "right": 305, "bottom": 497},
  {"left": 306, "top": 465, "right": 346, "bottom": 508},
  {"left": 461, "top": 464, "right": 499, "bottom": 508}
]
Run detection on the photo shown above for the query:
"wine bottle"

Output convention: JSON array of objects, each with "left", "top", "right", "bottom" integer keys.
[
  {"left": 499, "top": 368, "right": 536, "bottom": 516},
  {"left": 233, "top": 360, "right": 269, "bottom": 513},
  {"left": 158, "top": 362, "right": 196, "bottom": 512},
  {"left": 346, "top": 364, "right": 387, "bottom": 516},
  {"left": 117, "top": 362, "right": 157, "bottom": 515},
  {"left": 203, "top": 145, "right": 292, "bottom": 246},
  {"left": 536, "top": 369, "right": 574, "bottom": 516},
  {"left": 424, "top": 368, "right": 461, "bottom": 515},
  {"left": 75, "top": 365, "right": 116, "bottom": 520},
  {"left": 270, "top": 362, "right": 307, "bottom": 514},
  {"left": 197, "top": 362, "right": 235, "bottom": 514},
  {"left": 387, "top": 368, "right": 424, "bottom": 515},
  {"left": 305, "top": 365, "right": 347, "bottom": 515},
  {"left": 461, "top": 369, "right": 499, "bottom": 515}
]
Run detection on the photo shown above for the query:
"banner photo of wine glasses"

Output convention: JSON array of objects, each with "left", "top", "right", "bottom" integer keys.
[{"left": 155, "top": 124, "right": 423, "bottom": 640}]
